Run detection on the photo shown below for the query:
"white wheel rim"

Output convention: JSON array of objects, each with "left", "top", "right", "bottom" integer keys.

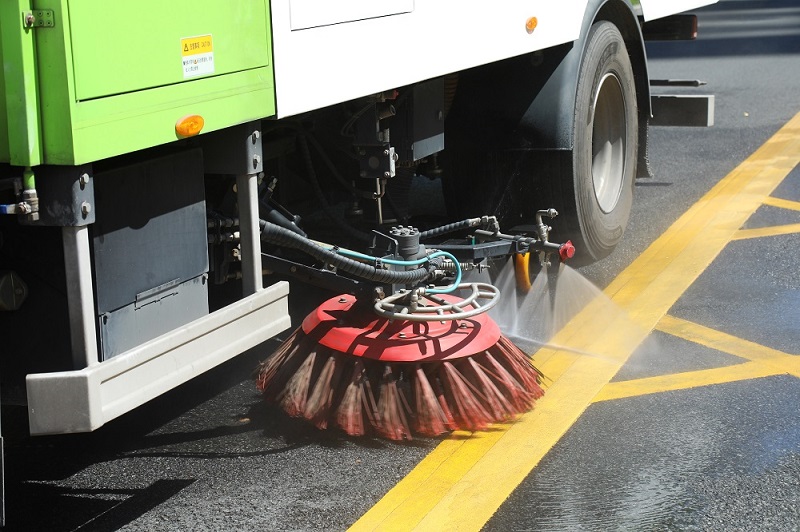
[{"left": 591, "top": 72, "right": 627, "bottom": 214}]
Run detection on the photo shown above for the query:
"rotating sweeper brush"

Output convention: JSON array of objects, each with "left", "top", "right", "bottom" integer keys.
[{"left": 255, "top": 211, "right": 574, "bottom": 440}]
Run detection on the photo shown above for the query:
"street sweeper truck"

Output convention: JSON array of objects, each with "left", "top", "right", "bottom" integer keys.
[{"left": 0, "top": 0, "right": 716, "bottom": 522}]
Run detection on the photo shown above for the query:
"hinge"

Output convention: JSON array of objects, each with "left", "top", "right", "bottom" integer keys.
[{"left": 22, "top": 9, "right": 54, "bottom": 29}]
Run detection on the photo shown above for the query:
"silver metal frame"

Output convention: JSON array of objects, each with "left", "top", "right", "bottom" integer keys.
[
  {"left": 236, "top": 172, "right": 263, "bottom": 295},
  {"left": 26, "top": 281, "right": 290, "bottom": 435},
  {"left": 373, "top": 283, "right": 500, "bottom": 322},
  {"left": 28, "top": 127, "right": 290, "bottom": 435},
  {"left": 62, "top": 225, "right": 99, "bottom": 369}
]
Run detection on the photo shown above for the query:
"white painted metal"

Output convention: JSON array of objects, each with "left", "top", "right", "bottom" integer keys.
[
  {"left": 62, "top": 226, "right": 100, "bottom": 369},
  {"left": 270, "top": 0, "right": 585, "bottom": 117},
  {"left": 236, "top": 173, "right": 264, "bottom": 295},
  {"left": 26, "top": 281, "right": 290, "bottom": 435},
  {"left": 290, "top": 0, "right": 414, "bottom": 31},
  {"left": 271, "top": 0, "right": 718, "bottom": 118},
  {"left": 639, "top": 0, "right": 717, "bottom": 22}
]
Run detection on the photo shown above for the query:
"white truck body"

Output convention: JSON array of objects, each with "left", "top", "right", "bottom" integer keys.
[{"left": 272, "top": 0, "right": 717, "bottom": 117}]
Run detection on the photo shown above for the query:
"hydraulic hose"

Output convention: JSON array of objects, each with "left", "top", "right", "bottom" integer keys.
[
  {"left": 260, "top": 201, "right": 307, "bottom": 237},
  {"left": 259, "top": 219, "right": 442, "bottom": 285},
  {"left": 418, "top": 216, "right": 497, "bottom": 241},
  {"left": 335, "top": 247, "right": 462, "bottom": 294}
]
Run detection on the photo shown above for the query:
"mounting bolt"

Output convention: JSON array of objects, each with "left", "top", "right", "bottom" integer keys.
[
  {"left": 79, "top": 173, "right": 90, "bottom": 187},
  {"left": 80, "top": 201, "right": 92, "bottom": 216},
  {"left": 24, "top": 12, "right": 35, "bottom": 27},
  {"left": 252, "top": 154, "right": 261, "bottom": 169},
  {"left": 398, "top": 332, "right": 406, "bottom": 338},
  {"left": 252, "top": 130, "right": 260, "bottom": 143},
  {"left": 338, "top": 297, "right": 348, "bottom": 303},
  {"left": 383, "top": 171, "right": 391, "bottom": 178}
]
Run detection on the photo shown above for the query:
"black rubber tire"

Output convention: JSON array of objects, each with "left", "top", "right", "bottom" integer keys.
[
  {"left": 441, "top": 21, "right": 637, "bottom": 264},
  {"left": 565, "top": 20, "right": 638, "bottom": 262}
]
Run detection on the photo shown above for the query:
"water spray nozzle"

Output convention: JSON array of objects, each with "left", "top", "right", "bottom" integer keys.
[{"left": 559, "top": 240, "right": 576, "bottom": 262}]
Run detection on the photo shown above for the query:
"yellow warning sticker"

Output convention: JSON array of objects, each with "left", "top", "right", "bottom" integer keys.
[{"left": 181, "top": 34, "right": 214, "bottom": 78}]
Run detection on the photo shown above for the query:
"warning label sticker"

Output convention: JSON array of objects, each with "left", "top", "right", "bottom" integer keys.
[{"left": 181, "top": 35, "right": 214, "bottom": 79}]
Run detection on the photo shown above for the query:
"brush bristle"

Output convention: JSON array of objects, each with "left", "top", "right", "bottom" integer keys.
[
  {"left": 439, "top": 361, "right": 493, "bottom": 431},
  {"left": 376, "top": 365, "right": 412, "bottom": 441},
  {"left": 465, "top": 357, "right": 515, "bottom": 420},
  {"left": 335, "top": 360, "right": 367, "bottom": 436},
  {"left": 256, "top": 328, "right": 302, "bottom": 392},
  {"left": 257, "top": 328, "right": 544, "bottom": 439},
  {"left": 412, "top": 365, "right": 451, "bottom": 437},
  {"left": 279, "top": 350, "right": 316, "bottom": 417},
  {"left": 303, "top": 349, "right": 344, "bottom": 429}
]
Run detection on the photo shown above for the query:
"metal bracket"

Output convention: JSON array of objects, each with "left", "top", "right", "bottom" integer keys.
[
  {"left": 24, "top": 164, "right": 94, "bottom": 226},
  {"left": 22, "top": 10, "right": 54, "bottom": 29},
  {"left": 650, "top": 94, "right": 715, "bottom": 127}
]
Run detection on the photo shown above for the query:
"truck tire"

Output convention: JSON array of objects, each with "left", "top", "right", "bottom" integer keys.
[
  {"left": 441, "top": 20, "right": 638, "bottom": 265},
  {"left": 565, "top": 20, "right": 638, "bottom": 262}
]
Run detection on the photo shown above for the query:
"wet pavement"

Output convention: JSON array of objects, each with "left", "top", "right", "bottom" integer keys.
[
  {"left": 488, "top": 164, "right": 800, "bottom": 530},
  {"left": 3, "top": 0, "right": 800, "bottom": 530}
]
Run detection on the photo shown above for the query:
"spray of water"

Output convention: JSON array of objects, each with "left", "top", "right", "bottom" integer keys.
[{"left": 465, "top": 259, "right": 626, "bottom": 363}]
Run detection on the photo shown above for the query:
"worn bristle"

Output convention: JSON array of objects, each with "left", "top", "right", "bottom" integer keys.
[
  {"left": 465, "top": 356, "right": 515, "bottom": 420},
  {"left": 335, "top": 360, "right": 367, "bottom": 436},
  {"left": 258, "top": 330, "right": 318, "bottom": 404},
  {"left": 279, "top": 349, "right": 316, "bottom": 417},
  {"left": 255, "top": 328, "right": 301, "bottom": 391},
  {"left": 412, "top": 365, "right": 450, "bottom": 437},
  {"left": 259, "top": 320, "right": 545, "bottom": 439},
  {"left": 361, "top": 372, "right": 381, "bottom": 433},
  {"left": 439, "top": 361, "right": 492, "bottom": 431},
  {"left": 303, "top": 349, "right": 345, "bottom": 429},
  {"left": 479, "top": 351, "right": 536, "bottom": 412},
  {"left": 493, "top": 335, "right": 544, "bottom": 399},
  {"left": 376, "top": 365, "right": 412, "bottom": 441},
  {"left": 430, "top": 374, "right": 458, "bottom": 431}
]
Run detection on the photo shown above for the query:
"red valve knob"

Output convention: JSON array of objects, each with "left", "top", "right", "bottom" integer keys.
[{"left": 559, "top": 240, "right": 575, "bottom": 261}]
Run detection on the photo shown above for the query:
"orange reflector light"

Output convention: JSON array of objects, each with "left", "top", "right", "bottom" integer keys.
[
  {"left": 526, "top": 17, "right": 538, "bottom": 34},
  {"left": 175, "top": 114, "right": 205, "bottom": 137}
]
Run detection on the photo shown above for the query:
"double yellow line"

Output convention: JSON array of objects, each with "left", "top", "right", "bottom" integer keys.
[{"left": 351, "top": 111, "right": 800, "bottom": 531}]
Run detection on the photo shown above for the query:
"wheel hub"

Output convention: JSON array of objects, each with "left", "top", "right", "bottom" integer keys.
[{"left": 591, "top": 72, "right": 627, "bottom": 214}]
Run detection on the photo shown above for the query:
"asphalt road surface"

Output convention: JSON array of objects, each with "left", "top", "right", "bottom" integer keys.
[{"left": 3, "top": 0, "right": 800, "bottom": 530}]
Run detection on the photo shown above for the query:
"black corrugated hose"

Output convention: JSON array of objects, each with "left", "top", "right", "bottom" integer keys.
[
  {"left": 259, "top": 219, "right": 442, "bottom": 285},
  {"left": 418, "top": 216, "right": 496, "bottom": 241}
]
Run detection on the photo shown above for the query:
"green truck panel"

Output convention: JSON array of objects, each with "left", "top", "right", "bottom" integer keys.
[
  {"left": 1, "top": 0, "right": 275, "bottom": 167},
  {"left": 0, "top": 29, "right": 8, "bottom": 163},
  {"left": 70, "top": 0, "right": 272, "bottom": 101}
]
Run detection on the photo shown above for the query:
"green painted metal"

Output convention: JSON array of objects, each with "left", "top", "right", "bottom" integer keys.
[
  {"left": 22, "top": 167, "right": 35, "bottom": 190},
  {"left": 70, "top": 1, "right": 271, "bottom": 101},
  {"left": 1, "top": 0, "right": 275, "bottom": 166},
  {"left": 0, "top": 28, "right": 7, "bottom": 163},
  {"left": 0, "top": 0, "right": 44, "bottom": 167}
]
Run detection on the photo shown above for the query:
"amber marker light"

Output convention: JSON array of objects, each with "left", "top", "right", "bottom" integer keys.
[
  {"left": 175, "top": 114, "right": 205, "bottom": 137},
  {"left": 525, "top": 16, "right": 538, "bottom": 34}
]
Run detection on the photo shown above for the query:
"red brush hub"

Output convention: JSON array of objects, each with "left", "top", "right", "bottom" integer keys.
[{"left": 302, "top": 294, "right": 502, "bottom": 362}]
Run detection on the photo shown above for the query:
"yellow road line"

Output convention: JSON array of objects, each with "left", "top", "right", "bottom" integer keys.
[
  {"left": 593, "top": 361, "right": 784, "bottom": 402},
  {"left": 763, "top": 195, "right": 800, "bottom": 212},
  {"left": 732, "top": 223, "right": 800, "bottom": 240},
  {"left": 593, "top": 313, "right": 800, "bottom": 402},
  {"left": 350, "top": 112, "right": 800, "bottom": 532},
  {"left": 657, "top": 314, "right": 800, "bottom": 377}
]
